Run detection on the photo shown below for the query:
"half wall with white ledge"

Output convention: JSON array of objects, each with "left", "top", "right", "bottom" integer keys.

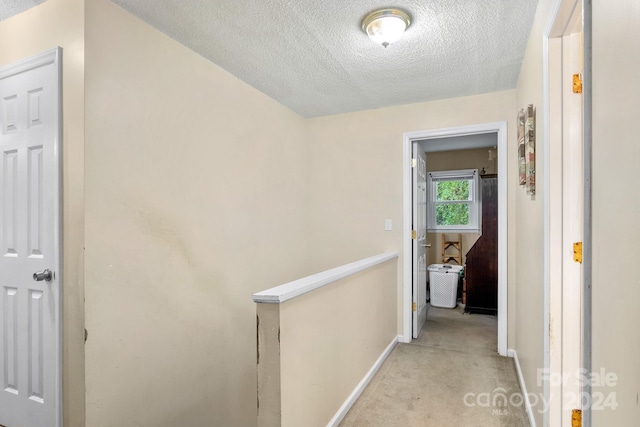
[{"left": 253, "top": 252, "right": 399, "bottom": 427}]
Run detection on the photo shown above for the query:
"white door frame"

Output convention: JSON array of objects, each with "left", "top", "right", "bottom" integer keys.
[
  {"left": 544, "top": 1, "right": 588, "bottom": 426},
  {"left": 402, "top": 121, "right": 508, "bottom": 356},
  {"left": 0, "top": 47, "right": 63, "bottom": 427}
]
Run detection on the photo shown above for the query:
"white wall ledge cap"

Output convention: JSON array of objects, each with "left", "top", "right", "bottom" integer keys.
[{"left": 252, "top": 252, "right": 399, "bottom": 304}]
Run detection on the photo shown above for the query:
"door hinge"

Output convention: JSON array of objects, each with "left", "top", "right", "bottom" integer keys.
[
  {"left": 411, "top": 230, "right": 417, "bottom": 239},
  {"left": 412, "top": 302, "right": 417, "bottom": 312},
  {"left": 572, "top": 409, "right": 582, "bottom": 427},
  {"left": 411, "top": 158, "right": 417, "bottom": 168},
  {"left": 573, "top": 74, "right": 583, "bottom": 94},
  {"left": 573, "top": 242, "right": 583, "bottom": 263}
]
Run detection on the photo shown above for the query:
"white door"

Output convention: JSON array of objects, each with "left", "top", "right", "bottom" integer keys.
[
  {"left": 412, "top": 142, "right": 428, "bottom": 338},
  {"left": 0, "top": 49, "right": 62, "bottom": 427}
]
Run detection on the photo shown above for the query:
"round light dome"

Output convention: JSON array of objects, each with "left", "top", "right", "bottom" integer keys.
[{"left": 362, "top": 9, "right": 411, "bottom": 48}]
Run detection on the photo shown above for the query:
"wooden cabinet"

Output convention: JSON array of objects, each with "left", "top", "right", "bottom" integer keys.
[{"left": 464, "top": 174, "right": 498, "bottom": 314}]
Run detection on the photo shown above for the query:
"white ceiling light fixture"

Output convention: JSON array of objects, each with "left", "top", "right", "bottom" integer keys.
[{"left": 361, "top": 8, "right": 411, "bottom": 48}]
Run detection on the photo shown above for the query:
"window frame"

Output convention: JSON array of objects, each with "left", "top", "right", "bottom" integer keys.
[{"left": 426, "top": 169, "right": 482, "bottom": 233}]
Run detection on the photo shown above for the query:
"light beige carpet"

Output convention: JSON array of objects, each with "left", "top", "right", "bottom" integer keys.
[{"left": 340, "top": 305, "right": 530, "bottom": 427}]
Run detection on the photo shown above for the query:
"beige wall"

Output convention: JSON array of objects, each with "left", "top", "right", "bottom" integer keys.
[
  {"left": 84, "top": 1, "right": 309, "bottom": 426},
  {"left": 279, "top": 260, "right": 397, "bottom": 426},
  {"left": 0, "top": 1, "right": 85, "bottom": 426},
  {"left": 513, "top": 0, "right": 554, "bottom": 425},
  {"left": 592, "top": 0, "right": 640, "bottom": 424},
  {"left": 306, "top": 90, "right": 517, "bottom": 344},
  {"left": 425, "top": 147, "right": 496, "bottom": 266}
]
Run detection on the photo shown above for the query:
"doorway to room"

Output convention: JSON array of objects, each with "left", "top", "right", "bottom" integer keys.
[{"left": 402, "top": 122, "right": 508, "bottom": 356}]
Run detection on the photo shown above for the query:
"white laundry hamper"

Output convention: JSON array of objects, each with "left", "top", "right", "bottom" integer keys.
[{"left": 428, "top": 264, "right": 464, "bottom": 308}]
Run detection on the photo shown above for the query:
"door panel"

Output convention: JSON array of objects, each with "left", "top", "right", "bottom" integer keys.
[
  {"left": 412, "top": 143, "right": 428, "bottom": 338},
  {"left": 0, "top": 49, "right": 61, "bottom": 427}
]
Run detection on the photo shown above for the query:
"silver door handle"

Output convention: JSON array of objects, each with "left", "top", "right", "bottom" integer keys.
[
  {"left": 422, "top": 243, "right": 432, "bottom": 248},
  {"left": 33, "top": 269, "right": 53, "bottom": 282}
]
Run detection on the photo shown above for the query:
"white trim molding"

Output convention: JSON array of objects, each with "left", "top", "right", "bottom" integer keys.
[
  {"left": 402, "top": 122, "right": 508, "bottom": 355},
  {"left": 0, "top": 48, "right": 58, "bottom": 79},
  {"left": 508, "top": 349, "right": 538, "bottom": 427},
  {"left": 327, "top": 336, "right": 400, "bottom": 426},
  {"left": 252, "top": 252, "right": 399, "bottom": 304}
]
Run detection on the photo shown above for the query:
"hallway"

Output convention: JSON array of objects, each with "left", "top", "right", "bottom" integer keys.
[{"left": 340, "top": 305, "right": 530, "bottom": 427}]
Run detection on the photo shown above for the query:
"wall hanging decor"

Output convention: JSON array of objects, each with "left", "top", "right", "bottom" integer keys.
[
  {"left": 517, "top": 104, "right": 536, "bottom": 194},
  {"left": 525, "top": 104, "right": 536, "bottom": 195},
  {"left": 517, "top": 109, "right": 526, "bottom": 185}
]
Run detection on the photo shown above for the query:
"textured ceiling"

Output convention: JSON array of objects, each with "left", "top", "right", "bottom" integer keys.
[
  {"left": 0, "top": 0, "right": 46, "bottom": 21},
  {"left": 3, "top": 0, "right": 538, "bottom": 118}
]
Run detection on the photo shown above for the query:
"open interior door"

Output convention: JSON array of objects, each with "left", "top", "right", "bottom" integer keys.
[
  {"left": 412, "top": 142, "right": 428, "bottom": 338},
  {"left": 0, "top": 49, "right": 62, "bottom": 427}
]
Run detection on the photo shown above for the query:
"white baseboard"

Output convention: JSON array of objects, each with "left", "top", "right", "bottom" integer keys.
[
  {"left": 327, "top": 335, "right": 399, "bottom": 426},
  {"left": 508, "top": 349, "right": 537, "bottom": 427}
]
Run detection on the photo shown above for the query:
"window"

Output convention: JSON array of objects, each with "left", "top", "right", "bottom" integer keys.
[{"left": 427, "top": 169, "right": 481, "bottom": 233}]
